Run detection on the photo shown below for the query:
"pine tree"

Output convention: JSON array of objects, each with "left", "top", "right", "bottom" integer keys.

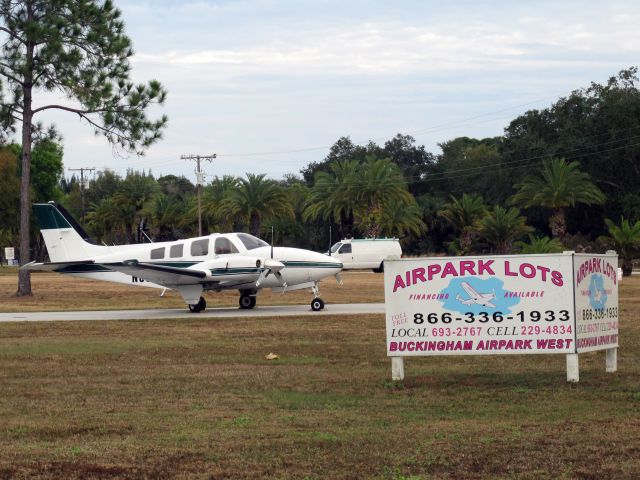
[{"left": 0, "top": 0, "right": 168, "bottom": 295}]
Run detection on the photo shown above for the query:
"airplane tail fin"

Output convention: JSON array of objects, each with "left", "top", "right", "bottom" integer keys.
[{"left": 33, "top": 202, "right": 107, "bottom": 262}]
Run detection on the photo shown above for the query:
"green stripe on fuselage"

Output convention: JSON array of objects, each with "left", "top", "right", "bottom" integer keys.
[
  {"left": 153, "top": 261, "right": 198, "bottom": 268},
  {"left": 283, "top": 261, "right": 342, "bottom": 268},
  {"left": 210, "top": 268, "right": 262, "bottom": 276},
  {"left": 54, "top": 261, "right": 340, "bottom": 275}
]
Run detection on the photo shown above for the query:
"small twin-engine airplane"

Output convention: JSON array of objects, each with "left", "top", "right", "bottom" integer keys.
[
  {"left": 22, "top": 202, "right": 343, "bottom": 312},
  {"left": 455, "top": 281, "right": 496, "bottom": 308}
]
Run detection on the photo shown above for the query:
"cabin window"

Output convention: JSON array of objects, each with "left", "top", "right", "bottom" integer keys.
[
  {"left": 236, "top": 233, "right": 269, "bottom": 250},
  {"left": 330, "top": 242, "right": 342, "bottom": 253},
  {"left": 170, "top": 244, "right": 183, "bottom": 258},
  {"left": 190, "top": 239, "right": 209, "bottom": 256},
  {"left": 339, "top": 244, "right": 352, "bottom": 254},
  {"left": 214, "top": 237, "right": 239, "bottom": 254},
  {"left": 150, "top": 247, "right": 165, "bottom": 260}
]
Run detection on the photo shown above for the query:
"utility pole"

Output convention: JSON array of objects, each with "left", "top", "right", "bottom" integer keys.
[
  {"left": 68, "top": 167, "right": 95, "bottom": 224},
  {"left": 181, "top": 154, "right": 216, "bottom": 236}
]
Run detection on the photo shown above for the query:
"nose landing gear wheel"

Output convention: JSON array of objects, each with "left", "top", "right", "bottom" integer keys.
[
  {"left": 239, "top": 294, "right": 256, "bottom": 309},
  {"left": 311, "top": 297, "right": 325, "bottom": 311},
  {"left": 189, "top": 296, "right": 207, "bottom": 313}
]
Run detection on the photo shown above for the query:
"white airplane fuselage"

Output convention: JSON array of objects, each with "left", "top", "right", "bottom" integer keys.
[
  {"left": 28, "top": 202, "right": 342, "bottom": 312},
  {"left": 58, "top": 238, "right": 337, "bottom": 292}
]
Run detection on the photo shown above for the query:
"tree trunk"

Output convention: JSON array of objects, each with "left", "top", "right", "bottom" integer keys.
[
  {"left": 17, "top": 66, "right": 34, "bottom": 296},
  {"left": 124, "top": 222, "right": 133, "bottom": 243},
  {"left": 339, "top": 211, "right": 354, "bottom": 239},
  {"left": 622, "top": 258, "right": 633, "bottom": 276},
  {"left": 250, "top": 213, "right": 261, "bottom": 237},
  {"left": 549, "top": 208, "right": 566, "bottom": 240},
  {"left": 460, "top": 228, "right": 474, "bottom": 254}
]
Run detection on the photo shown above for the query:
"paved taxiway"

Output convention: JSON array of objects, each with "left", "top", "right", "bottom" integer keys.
[{"left": 0, "top": 303, "right": 385, "bottom": 322}]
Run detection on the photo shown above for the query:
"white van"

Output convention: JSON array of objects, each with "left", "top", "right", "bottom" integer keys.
[{"left": 328, "top": 238, "right": 402, "bottom": 272}]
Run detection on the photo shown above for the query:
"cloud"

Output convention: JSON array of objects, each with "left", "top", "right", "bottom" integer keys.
[
  {"left": 130, "top": 14, "right": 640, "bottom": 83},
  {"left": 45, "top": 1, "right": 640, "bottom": 179}
]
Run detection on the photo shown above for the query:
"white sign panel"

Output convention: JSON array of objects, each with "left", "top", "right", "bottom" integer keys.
[
  {"left": 4, "top": 247, "right": 14, "bottom": 261},
  {"left": 384, "top": 254, "right": 576, "bottom": 356},
  {"left": 574, "top": 254, "right": 619, "bottom": 353}
]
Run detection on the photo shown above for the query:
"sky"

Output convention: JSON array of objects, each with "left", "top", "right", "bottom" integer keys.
[{"left": 31, "top": 0, "right": 640, "bottom": 183}]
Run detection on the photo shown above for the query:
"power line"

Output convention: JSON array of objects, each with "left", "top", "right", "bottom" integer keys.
[
  {"left": 181, "top": 154, "right": 216, "bottom": 236},
  {"left": 131, "top": 92, "right": 570, "bottom": 168},
  {"left": 68, "top": 167, "right": 95, "bottom": 223}
]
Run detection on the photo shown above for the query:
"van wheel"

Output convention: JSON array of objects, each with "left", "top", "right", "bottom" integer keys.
[{"left": 373, "top": 262, "right": 384, "bottom": 273}]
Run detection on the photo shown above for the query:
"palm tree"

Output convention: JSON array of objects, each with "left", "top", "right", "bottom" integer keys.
[
  {"left": 85, "top": 197, "right": 131, "bottom": 244},
  {"left": 303, "top": 159, "right": 359, "bottom": 237},
  {"left": 600, "top": 217, "right": 640, "bottom": 276},
  {"left": 378, "top": 198, "right": 426, "bottom": 239},
  {"left": 477, "top": 206, "right": 532, "bottom": 254},
  {"left": 267, "top": 177, "right": 310, "bottom": 246},
  {"left": 515, "top": 234, "right": 565, "bottom": 254},
  {"left": 218, "top": 173, "right": 294, "bottom": 237},
  {"left": 146, "top": 192, "right": 194, "bottom": 240},
  {"left": 438, "top": 194, "right": 488, "bottom": 254},
  {"left": 112, "top": 171, "right": 159, "bottom": 241},
  {"left": 353, "top": 156, "right": 414, "bottom": 238},
  {"left": 201, "top": 175, "right": 239, "bottom": 232},
  {"left": 510, "top": 158, "right": 605, "bottom": 239}
]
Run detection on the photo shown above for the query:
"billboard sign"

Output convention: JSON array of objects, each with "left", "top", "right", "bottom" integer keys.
[
  {"left": 574, "top": 254, "right": 619, "bottom": 353},
  {"left": 385, "top": 252, "right": 619, "bottom": 360}
]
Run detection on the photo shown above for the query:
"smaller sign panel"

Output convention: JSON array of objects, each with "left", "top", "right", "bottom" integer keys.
[
  {"left": 384, "top": 254, "right": 576, "bottom": 356},
  {"left": 574, "top": 254, "right": 619, "bottom": 353},
  {"left": 4, "top": 247, "right": 14, "bottom": 261}
]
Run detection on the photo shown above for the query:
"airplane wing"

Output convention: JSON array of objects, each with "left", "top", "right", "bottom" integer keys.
[
  {"left": 461, "top": 282, "right": 480, "bottom": 298},
  {"left": 102, "top": 260, "right": 207, "bottom": 286},
  {"left": 455, "top": 294, "right": 475, "bottom": 305},
  {"left": 20, "top": 260, "right": 96, "bottom": 271},
  {"left": 483, "top": 300, "right": 496, "bottom": 308},
  {"left": 103, "top": 258, "right": 269, "bottom": 288}
]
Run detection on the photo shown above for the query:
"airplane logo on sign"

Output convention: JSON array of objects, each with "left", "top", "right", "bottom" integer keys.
[{"left": 455, "top": 281, "right": 496, "bottom": 308}]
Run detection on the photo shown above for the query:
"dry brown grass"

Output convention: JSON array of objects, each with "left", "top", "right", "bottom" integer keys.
[
  {"left": 0, "top": 269, "right": 385, "bottom": 312},
  {"left": 0, "top": 271, "right": 638, "bottom": 479}
]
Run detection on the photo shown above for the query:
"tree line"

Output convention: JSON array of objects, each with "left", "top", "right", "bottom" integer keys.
[
  {"left": 2, "top": 0, "right": 638, "bottom": 299},
  {"left": 2, "top": 68, "right": 640, "bottom": 275}
]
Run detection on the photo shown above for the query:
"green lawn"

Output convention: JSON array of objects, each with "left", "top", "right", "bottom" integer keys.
[{"left": 0, "top": 276, "right": 639, "bottom": 479}]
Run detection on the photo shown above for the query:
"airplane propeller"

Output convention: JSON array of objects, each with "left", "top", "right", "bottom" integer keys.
[{"left": 256, "top": 258, "right": 286, "bottom": 287}]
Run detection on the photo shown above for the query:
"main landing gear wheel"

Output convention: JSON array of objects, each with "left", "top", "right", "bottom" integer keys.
[
  {"left": 311, "top": 297, "right": 325, "bottom": 311},
  {"left": 189, "top": 296, "right": 207, "bottom": 313},
  {"left": 239, "top": 294, "right": 256, "bottom": 309}
]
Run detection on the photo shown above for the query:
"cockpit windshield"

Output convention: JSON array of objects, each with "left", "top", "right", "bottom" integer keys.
[
  {"left": 330, "top": 242, "right": 342, "bottom": 253},
  {"left": 236, "top": 233, "right": 269, "bottom": 250}
]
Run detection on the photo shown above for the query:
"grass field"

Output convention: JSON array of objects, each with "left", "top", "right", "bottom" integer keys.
[
  {"left": 0, "top": 269, "right": 384, "bottom": 312},
  {"left": 0, "top": 270, "right": 639, "bottom": 479}
]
